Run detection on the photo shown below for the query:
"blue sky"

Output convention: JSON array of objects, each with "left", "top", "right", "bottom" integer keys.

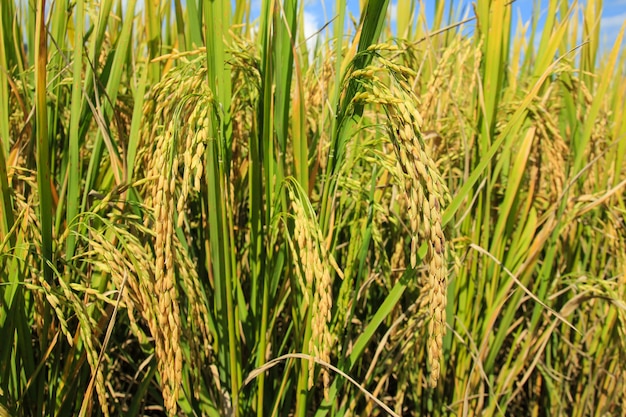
[
  {"left": 598, "top": 0, "right": 626, "bottom": 47},
  {"left": 294, "top": 0, "right": 626, "bottom": 53},
  {"left": 119, "top": 0, "right": 625, "bottom": 52}
]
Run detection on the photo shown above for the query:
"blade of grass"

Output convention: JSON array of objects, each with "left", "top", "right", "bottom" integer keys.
[
  {"left": 314, "top": 254, "right": 425, "bottom": 417},
  {"left": 65, "top": 0, "right": 85, "bottom": 260},
  {"left": 0, "top": 1, "right": 17, "bottom": 246},
  {"left": 254, "top": 0, "right": 274, "bottom": 412},
  {"left": 34, "top": 0, "right": 52, "bottom": 281},
  {"left": 185, "top": 0, "right": 203, "bottom": 49},
  {"left": 573, "top": 24, "right": 624, "bottom": 175},
  {"left": 0, "top": 1, "right": 12, "bottom": 158},
  {"left": 33, "top": 4, "right": 53, "bottom": 414},
  {"left": 125, "top": 60, "right": 148, "bottom": 180},
  {"left": 442, "top": 43, "right": 585, "bottom": 227},
  {"left": 204, "top": 2, "right": 240, "bottom": 415},
  {"left": 145, "top": 0, "right": 161, "bottom": 83},
  {"left": 320, "top": 0, "right": 388, "bottom": 233}
]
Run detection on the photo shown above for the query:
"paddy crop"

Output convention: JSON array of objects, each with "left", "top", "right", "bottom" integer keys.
[{"left": 0, "top": 0, "right": 624, "bottom": 416}]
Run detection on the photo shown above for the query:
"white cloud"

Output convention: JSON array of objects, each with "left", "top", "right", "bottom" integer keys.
[
  {"left": 303, "top": 10, "right": 322, "bottom": 55},
  {"left": 601, "top": 12, "right": 626, "bottom": 29},
  {"left": 389, "top": 2, "right": 398, "bottom": 25},
  {"left": 121, "top": 0, "right": 144, "bottom": 14},
  {"left": 303, "top": 11, "right": 319, "bottom": 39}
]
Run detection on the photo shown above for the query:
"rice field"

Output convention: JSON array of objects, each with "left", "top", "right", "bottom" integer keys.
[{"left": 0, "top": 0, "right": 625, "bottom": 416}]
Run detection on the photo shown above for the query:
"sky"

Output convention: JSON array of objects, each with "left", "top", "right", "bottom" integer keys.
[
  {"left": 118, "top": 0, "right": 626, "bottom": 53},
  {"left": 294, "top": 0, "right": 626, "bottom": 53},
  {"left": 598, "top": 0, "right": 626, "bottom": 47}
]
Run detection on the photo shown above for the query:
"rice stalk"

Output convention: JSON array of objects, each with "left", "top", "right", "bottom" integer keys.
[
  {"left": 286, "top": 180, "right": 337, "bottom": 398},
  {"left": 348, "top": 45, "right": 450, "bottom": 387},
  {"left": 135, "top": 60, "right": 214, "bottom": 415}
]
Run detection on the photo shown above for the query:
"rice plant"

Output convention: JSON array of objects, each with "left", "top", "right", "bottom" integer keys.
[{"left": 0, "top": 0, "right": 624, "bottom": 416}]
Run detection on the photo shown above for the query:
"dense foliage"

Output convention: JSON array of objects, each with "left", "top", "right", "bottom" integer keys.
[{"left": 0, "top": 0, "right": 625, "bottom": 416}]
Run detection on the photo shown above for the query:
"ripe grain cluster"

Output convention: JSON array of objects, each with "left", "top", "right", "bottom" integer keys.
[{"left": 0, "top": 1, "right": 624, "bottom": 416}]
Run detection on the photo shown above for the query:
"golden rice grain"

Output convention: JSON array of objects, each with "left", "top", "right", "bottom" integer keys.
[
  {"left": 287, "top": 186, "right": 335, "bottom": 398},
  {"left": 350, "top": 57, "right": 449, "bottom": 387},
  {"left": 134, "top": 62, "right": 216, "bottom": 415}
]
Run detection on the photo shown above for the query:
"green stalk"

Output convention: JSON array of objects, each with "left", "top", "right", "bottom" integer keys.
[
  {"left": 174, "top": 0, "right": 186, "bottom": 51},
  {"left": 612, "top": 53, "right": 626, "bottom": 187},
  {"left": 0, "top": 0, "right": 17, "bottom": 244},
  {"left": 320, "top": 0, "right": 388, "bottom": 234},
  {"left": 274, "top": 0, "right": 297, "bottom": 156},
  {"left": 204, "top": 2, "right": 240, "bottom": 414},
  {"left": 81, "top": 0, "right": 134, "bottom": 212},
  {"left": 257, "top": 2, "right": 298, "bottom": 415},
  {"left": 0, "top": 1, "right": 12, "bottom": 157},
  {"left": 315, "top": 265, "right": 422, "bottom": 417},
  {"left": 77, "top": 0, "right": 114, "bottom": 213},
  {"left": 396, "top": 0, "right": 414, "bottom": 39},
  {"left": 65, "top": 0, "right": 84, "bottom": 260},
  {"left": 294, "top": 310, "right": 312, "bottom": 417},
  {"left": 79, "top": 0, "right": 113, "bottom": 127},
  {"left": 249, "top": 0, "right": 269, "bottom": 359},
  {"left": 0, "top": 117, "right": 12, "bottom": 247},
  {"left": 125, "top": 61, "right": 148, "bottom": 180},
  {"left": 318, "top": 0, "right": 346, "bottom": 234},
  {"left": 255, "top": 0, "right": 274, "bottom": 412},
  {"left": 185, "top": 0, "right": 203, "bottom": 49},
  {"left": 145, "top": 0, "right": 161, "bottom": 83},
  {"left": 573, "top": 25, "right": 623, "bottom": 175},
  {"left": 35, "top": 0, "right": 52, "bottom": 282},
  {"left": 48, "top": 0, "right": 68, "bottom": 190},
  {"left": 34, "top": 1, "right": 52, "bottom": 414}
]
